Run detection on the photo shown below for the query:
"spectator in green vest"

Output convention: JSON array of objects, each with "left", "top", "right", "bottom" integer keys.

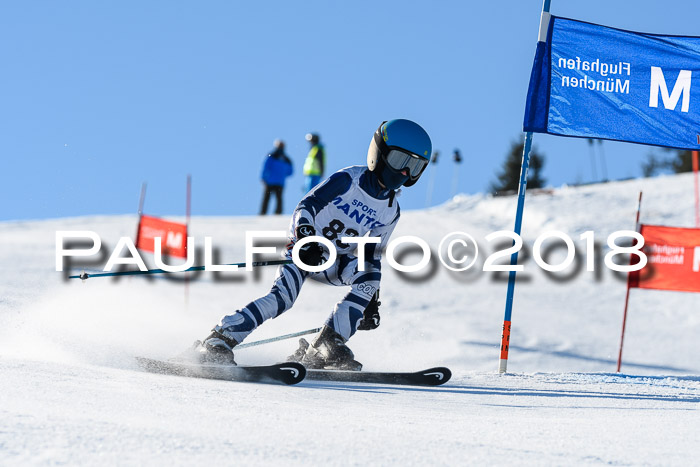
[{"left": 303, "top": 133, "right": 325, "bottom": 192}]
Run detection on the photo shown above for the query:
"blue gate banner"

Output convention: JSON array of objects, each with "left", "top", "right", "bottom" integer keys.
[{"left": 524, "top": 16, "right": 700, "bottom": 150}]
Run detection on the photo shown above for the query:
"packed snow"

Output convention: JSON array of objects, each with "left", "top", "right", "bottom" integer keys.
[{"left": 1, "top": 173, "right": 699, "bottom": 465}]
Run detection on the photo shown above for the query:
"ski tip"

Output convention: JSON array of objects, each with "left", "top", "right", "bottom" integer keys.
[
  {"left": 275, "top": 361, "right": 306, "bottom": 385},
  {"left": 420, "top": 367, "right": 452, "bottom": 385}
]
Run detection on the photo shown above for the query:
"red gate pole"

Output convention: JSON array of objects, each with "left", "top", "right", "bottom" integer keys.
[
  {"left": 185, "top": 175, "right": 192, "bottom": 307},
  {"left": 186, "top": 175, "right": 192, "bottom": 225},
  {"left": 617, "top": 191, "right": 643, "bottom": 373},
  {"left": 692, "top": 151, "right": 699, "bottom": 228}
]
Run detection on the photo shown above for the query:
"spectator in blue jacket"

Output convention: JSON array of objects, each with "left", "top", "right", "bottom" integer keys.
[{"left": 260, "top": 139, "right": 294, "bottom": 215}]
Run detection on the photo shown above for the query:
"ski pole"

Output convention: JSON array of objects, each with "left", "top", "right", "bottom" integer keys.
[
  {"left": 69, "top": 259, "right": 293, "bottom": 280},
  {"left": 236, "top": 327, "right": 322, "bottom": 350}
]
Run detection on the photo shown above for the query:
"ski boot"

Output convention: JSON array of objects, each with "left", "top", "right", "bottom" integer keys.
[
  {"left": 192, "top": 328, "right": 238, "bottom": 365},
  {"left": 288, "top": 326, "right": 362, "bottom": 371}
]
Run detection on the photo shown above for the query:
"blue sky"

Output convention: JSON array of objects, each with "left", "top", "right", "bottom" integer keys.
[{"left": 2, "top": 1, "right": 698, "bottom": 221}]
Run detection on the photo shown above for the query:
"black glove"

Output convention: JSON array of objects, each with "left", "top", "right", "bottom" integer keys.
[
  {"left": 292, "top": 224, "right": 325, "bottom": 266},
  {"left": 358, "top": 291, "right": 381, "bottom": 330}
]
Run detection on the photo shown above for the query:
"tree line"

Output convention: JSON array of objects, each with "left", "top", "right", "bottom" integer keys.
[{"left": 491, "top": 137, "right": 693, "bottom": 196}]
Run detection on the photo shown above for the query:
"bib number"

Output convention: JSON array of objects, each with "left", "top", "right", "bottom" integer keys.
[{"left": 322, "top": 219, "right": 359, "bottom": 249}]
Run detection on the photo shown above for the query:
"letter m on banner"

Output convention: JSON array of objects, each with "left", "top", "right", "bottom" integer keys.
[
  {"left": 136, "top": 214, "right": 188, "bottom": 258},
  {"left": 649, "top": 67, "right": 692, "bottom": 113},
  {"left": 629, "top": 225, "right": 700, "bottom": 293}
]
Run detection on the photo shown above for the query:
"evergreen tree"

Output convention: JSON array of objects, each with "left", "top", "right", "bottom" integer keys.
[
  {"left": 669, "top": 150, "right": 693, "bottom": 173},
  {"left": 491, "top": 139, "right": 546, "bottom": 194},
  {"left": 641, "top": 149, "right": 694, "bottom": 176},
  {"left": 641, "top": 153, "right": 666, "bottom": 178}
]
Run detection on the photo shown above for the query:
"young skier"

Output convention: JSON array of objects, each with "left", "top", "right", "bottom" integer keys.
[{"left": 194, "top": 119, "right": 432, "bottom": 370}]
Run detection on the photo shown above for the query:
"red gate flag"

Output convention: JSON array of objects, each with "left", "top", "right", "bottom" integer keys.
[
  {"left": 136, "top": 214, "right": 188, "bottom": 258},
  {"left": 629, "top": 224, "right": 700, "bottom": 293}
]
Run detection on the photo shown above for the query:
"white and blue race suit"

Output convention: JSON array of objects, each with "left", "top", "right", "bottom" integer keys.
[{"left": 216, "top": 165, "right": 400, "bottom": 342}]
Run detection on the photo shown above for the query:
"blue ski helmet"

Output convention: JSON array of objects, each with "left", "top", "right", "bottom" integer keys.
[{"left": 367, "top": 119, "right": 432, "bottom": 189}]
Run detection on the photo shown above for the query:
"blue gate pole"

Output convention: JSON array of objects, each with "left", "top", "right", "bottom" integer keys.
[{"left": 498, "top": 0, "right": 551, "bottom": 374}]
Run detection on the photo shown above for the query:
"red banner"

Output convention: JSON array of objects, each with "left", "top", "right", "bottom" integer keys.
[
  {"left": 136, "top": 215, "right": 188, "bottom": 258},
  {"left": 629, "top": 224, "right": 700, "bottom": 293}
]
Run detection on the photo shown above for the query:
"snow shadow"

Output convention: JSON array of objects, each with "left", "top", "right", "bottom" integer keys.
[
  {"left": 461, "top": 340, "right": 694, "bottom": 374},
  {"left": 302, "top": 380, "right": 700, "bottom": 404}
]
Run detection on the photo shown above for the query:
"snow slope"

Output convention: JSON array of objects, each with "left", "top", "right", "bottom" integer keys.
[{"left": 1, "top": 173, "right": 699, "bottom": 465}]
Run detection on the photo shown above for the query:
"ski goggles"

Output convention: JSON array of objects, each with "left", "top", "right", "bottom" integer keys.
[{"left": 384, "top": 149, "right": 429, "bottom": 178}]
